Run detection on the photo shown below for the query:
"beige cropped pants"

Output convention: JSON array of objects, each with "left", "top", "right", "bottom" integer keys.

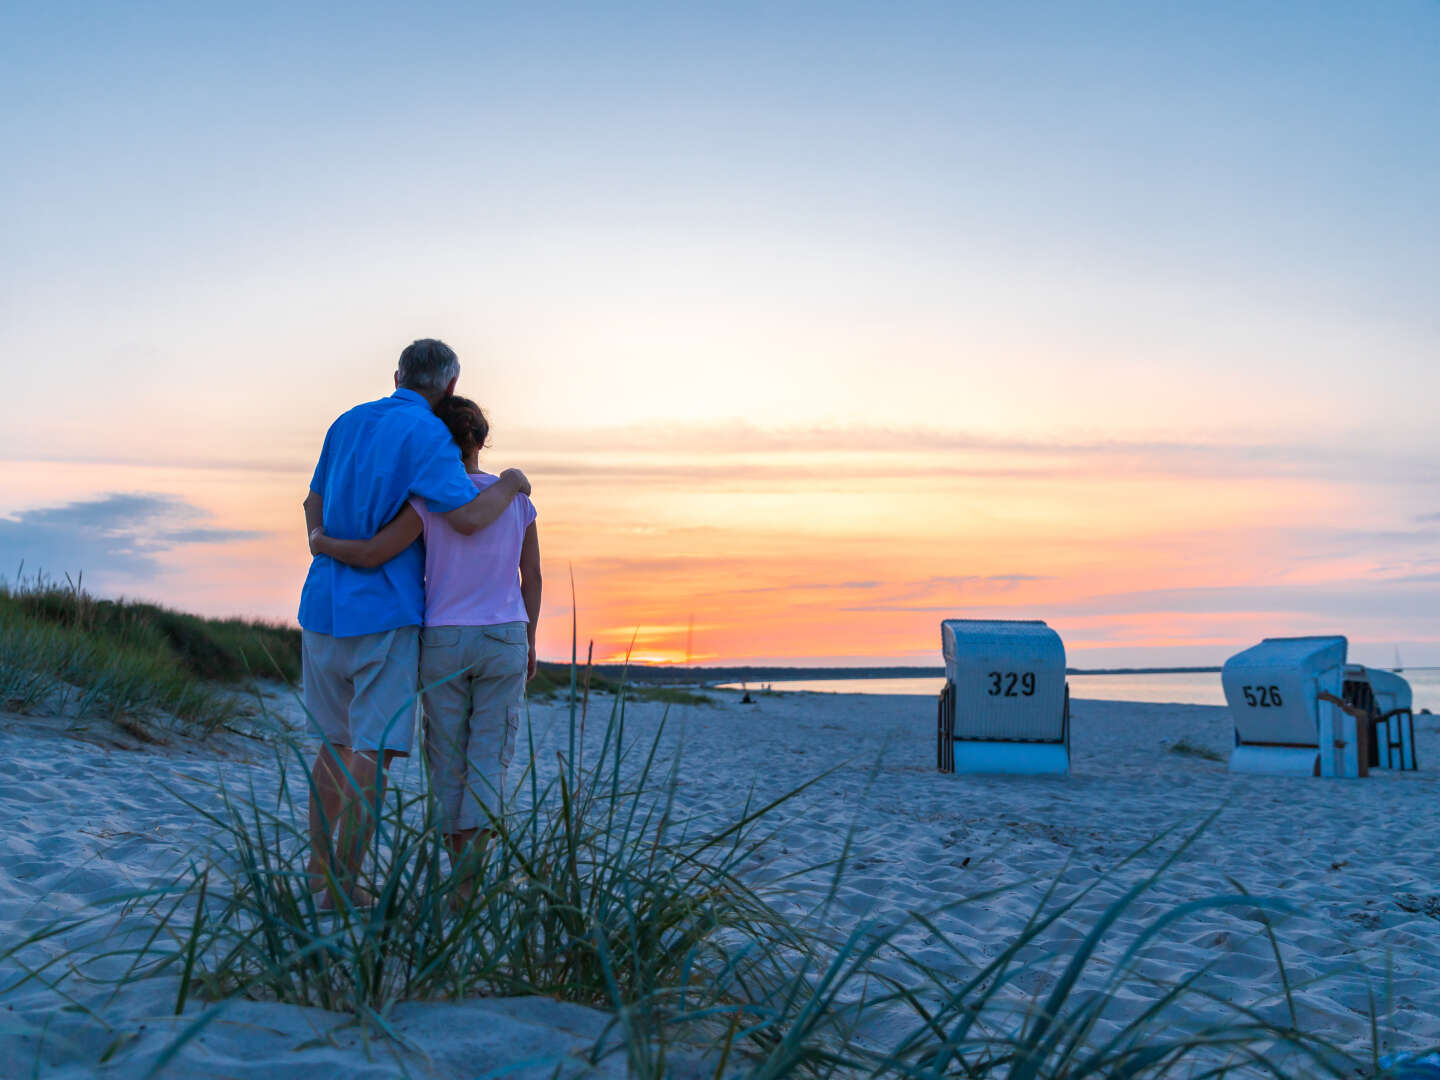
[{"left": 419, "top": 622, "right": 527, "bottom": 833}]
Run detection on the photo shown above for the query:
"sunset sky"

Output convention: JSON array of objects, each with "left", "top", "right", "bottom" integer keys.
[{"left": 3, "top": 2, "right": 1437, "bottom": 667}]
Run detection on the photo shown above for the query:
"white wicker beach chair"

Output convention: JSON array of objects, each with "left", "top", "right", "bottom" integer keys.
[
  {"left": 1344, "top": 665, "right": 1416, "bottom": 771},
  {"left": 1222, "top": 636, "right": 1354, "bottom": 776},
  {"left": 936, "top": 619, "right": 1069, "bottom": 775}
]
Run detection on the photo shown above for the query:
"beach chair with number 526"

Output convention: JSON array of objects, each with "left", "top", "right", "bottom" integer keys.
[{"left": 1222, "top": 636, "right": 1356, "bottom": 777}]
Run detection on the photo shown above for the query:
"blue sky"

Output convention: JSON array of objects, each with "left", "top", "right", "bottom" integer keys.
[
  {"left": 4, "top": 3, "right": 1437, "bottom": 439},
  {"left": 1, "top": 2, "right": 1437, "bottom": 665}
]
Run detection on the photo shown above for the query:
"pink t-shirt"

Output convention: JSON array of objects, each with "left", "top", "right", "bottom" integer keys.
[{"left": 409, "top": 473, "right": 537, "bottom": 627}]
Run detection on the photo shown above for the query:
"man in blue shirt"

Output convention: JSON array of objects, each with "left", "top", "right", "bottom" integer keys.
[{"left": 298, "top": 338, "right": 530, "bottom": 903}]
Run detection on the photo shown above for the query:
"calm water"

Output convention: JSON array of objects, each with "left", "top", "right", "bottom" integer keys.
[{"left": 720, "top": 670, "right": 1440, "bottom": 712}]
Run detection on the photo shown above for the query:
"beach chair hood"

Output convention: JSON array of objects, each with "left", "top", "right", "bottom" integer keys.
[
  {"left": 941, "top": 619, "right": 1068, "bottom": 742},
  {"left": 1222, "top": 635, "right": 1346, "bottom": 749}
]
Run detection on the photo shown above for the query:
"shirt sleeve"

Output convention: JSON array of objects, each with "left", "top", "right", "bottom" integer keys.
[
  {"left": 309, "top": 424, "right": 334, "bottom": 494},
  {"left": 407, "top": 495, "right": 431, "bottom": 540},
  {"left": 407, "top": 426, "right": 480, "bottom": 513},
  {"left": 521, "top": 495, "right": 537, "bottom": 528}
]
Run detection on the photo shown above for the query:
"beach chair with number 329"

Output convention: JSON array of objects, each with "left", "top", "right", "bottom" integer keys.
[{"left": 936, "top": 619, "right": 1070, "bottom": 776}]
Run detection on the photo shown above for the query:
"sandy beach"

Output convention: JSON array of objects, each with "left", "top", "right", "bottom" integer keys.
[
  {"left": 3, "top": 687, "right": 1439, "bottom": 1076},
  {"left": 9, "top": 3, "right": 1440, "bottom": 1075}
]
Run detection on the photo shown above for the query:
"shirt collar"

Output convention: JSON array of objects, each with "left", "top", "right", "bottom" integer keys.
[{"left": 392, "top": 388, "right": 429, "bottom": 406}]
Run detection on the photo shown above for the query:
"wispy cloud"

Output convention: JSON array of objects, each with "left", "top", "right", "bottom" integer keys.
[
  {"left": 505, "top": 423, "right": 1438, "bottom": 484},
  {"left": 924, "top": 574, "right": 1048, "bottom": 587},
  {"left": 0, "top": 493, "right": 263, "bottom": 585},
  {"left": 1046, "top": 582, "right": 1439, "bottom": 621},
  {"left": 722, "top": 579, "right": 885, "bottom": 595},
  {"left": 11, "top": 422, "right": 1437, "bottom": 487}
]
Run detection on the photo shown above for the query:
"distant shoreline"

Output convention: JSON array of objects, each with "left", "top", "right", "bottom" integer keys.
[
  {"left": 562, "top": 662, "right": 1431, "bottom": 687},
  {"left": 593, "top": 663, "right": 1226, "bottom": 685},
  {"left": 1069, "top": 666, "right": 1224, "bottom": 676}
]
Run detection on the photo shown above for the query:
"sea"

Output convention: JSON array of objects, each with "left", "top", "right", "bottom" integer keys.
[{"left": 719, "top": 669, "right": 1440, "bottom": 713}]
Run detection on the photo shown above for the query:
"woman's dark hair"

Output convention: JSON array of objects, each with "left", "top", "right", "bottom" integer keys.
[{"left": 433, "top": 395, "right": 489, "bottom": 459}]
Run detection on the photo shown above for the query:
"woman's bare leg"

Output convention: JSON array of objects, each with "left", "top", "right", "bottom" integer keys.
[{"left": 444, "top": 828, "right": 491, "bottom": 905}]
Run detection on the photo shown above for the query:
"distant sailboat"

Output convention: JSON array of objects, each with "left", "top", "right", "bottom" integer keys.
[{"left": 1394, "top": 646, "right": 1404, "bottom": 674}]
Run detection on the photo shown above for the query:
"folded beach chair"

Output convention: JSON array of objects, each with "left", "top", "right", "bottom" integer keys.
[
  {"left": 1222, "top": 636, "right": 1358, "bottom": 777},
  {"left": 1344, "top": 664, "right": 1417, "bottom": 771},
  {"left": 936, "top": 619, "right": 1070, "bottom": 775}
]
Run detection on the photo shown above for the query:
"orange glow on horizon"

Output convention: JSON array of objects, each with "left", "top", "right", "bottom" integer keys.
[{"left": 2, "top": 428, "right": 1434, "bottom": 670}]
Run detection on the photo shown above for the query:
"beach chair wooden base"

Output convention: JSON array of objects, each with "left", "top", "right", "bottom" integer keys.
[
  {"left": 1228, "top": 697, "right": 1370, "bottom": 778},
  {"left": 1380, "top": 708, "right": 1417, "bottom": 771},
  {"left": 1316, "top": 692, "right": 1368, "bottom": 778},
  {"left": 937, "top": 682, "right": 1070, "bottom": 776},
  {"left": 1228, "top": 745, "right": 1320, "bottom": 776}
]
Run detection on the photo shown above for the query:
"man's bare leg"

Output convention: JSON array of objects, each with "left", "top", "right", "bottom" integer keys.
[
  {"left": 306, "top": 746, "right": 352, "bottom": 892},
  {"left": 326, "top": 748, "right": 400, "bottom": 908}
]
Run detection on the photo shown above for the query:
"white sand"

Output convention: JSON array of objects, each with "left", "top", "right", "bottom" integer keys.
[
  {"left": 3, "top": 688, "right": 1439, "bottom": 1075},
  {"left": 0, "top": 705, "right": 643, "bottom": 1079},
  {"left": 604, "top": 691, "right": 1440, "bottom": 1056}
]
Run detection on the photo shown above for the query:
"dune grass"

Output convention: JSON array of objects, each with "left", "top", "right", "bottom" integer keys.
[
  {"left": 68, "top": 676, "right": 1399, "bottom": 1078},
  {"left": 0, "top": 574, "right": 297, "bottom": 736},
  {"left": 1170, "top": 738, "right": 1226, "bottom": 762},
  {"left": 528, "top": 660, "right": 714, "bottom": 706},
  {"left": 626, "top": 685, "right": 714, "bottom": 706},
  {"left": 2, "top": 574, "right": 300, "bottom": 683}
]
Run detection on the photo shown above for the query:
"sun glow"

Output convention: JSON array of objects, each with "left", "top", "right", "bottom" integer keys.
[{"left": 4, "top": 413, "right": 1434, "bottom": 670}]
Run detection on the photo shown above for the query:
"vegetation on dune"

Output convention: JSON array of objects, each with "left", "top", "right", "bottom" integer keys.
[
  {"left": 0, "top": 575, "right": 297, "bottom": 735},
  {"left": 1169, "top": 737, "right": 1226, "bottom": 762},
  {"left": 162, "top": 709, "right": 799, "bottom": 1033},
  {"left": 3, "top": 575, "right": 301, "bottom": 683},
  {"left": 0, "top": 575, "right": 712, "bottom": 745},
  {"left": 631, "top": 685, "right": 714, "bottom": 706},
  {"left": 529, "top": 659, "right": 714, "bottom": 705}
]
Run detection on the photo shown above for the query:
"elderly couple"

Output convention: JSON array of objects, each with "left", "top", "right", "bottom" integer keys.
[{"left": 298, "top": 338, "right": 541, "bottom": 905}]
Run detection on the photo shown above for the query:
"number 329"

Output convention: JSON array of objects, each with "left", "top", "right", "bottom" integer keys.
[{"left": 987, "top": 672, "right": 1035, "bottom": 697}]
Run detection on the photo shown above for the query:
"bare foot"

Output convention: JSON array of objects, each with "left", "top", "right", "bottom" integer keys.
[
  {"left": 318, "top": 884, "right": 376, "bottom": 912},
  {"left": 447, "top": 880, "right": 477, "bottom": 913},
  {"left": 306, "top": 856, "right": 331, "bottom": 894}
]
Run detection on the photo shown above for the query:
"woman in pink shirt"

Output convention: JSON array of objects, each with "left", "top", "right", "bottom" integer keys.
[{"left": 310, "top": 396, "right": 540, "bottom": 894}]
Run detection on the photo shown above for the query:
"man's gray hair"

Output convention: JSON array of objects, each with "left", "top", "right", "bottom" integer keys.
[{"left": 397, "top": 338, "right": 461, "bottom": 392}]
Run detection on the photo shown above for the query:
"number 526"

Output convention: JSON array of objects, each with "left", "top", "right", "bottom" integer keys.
[{"left": 1241, "top": 685, "right": 1283, "bottom": 707}]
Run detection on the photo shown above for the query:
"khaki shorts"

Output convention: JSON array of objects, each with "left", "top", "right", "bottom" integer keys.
[
  {"left": 301, "top": 627, "right": 420, "bottom": 754},
  {"left": 419, "top": 622, "right": 528, "bottom": 833}
]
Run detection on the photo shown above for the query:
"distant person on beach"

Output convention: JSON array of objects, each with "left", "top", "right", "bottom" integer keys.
[
  {"left": 299, "top": 339, "right": 531, "bottom": 905},
  {"left": 311, "top": 395, "right": 541, "bottom": 900}
]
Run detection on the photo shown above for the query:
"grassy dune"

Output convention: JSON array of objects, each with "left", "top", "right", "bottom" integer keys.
[
  {"left": 0, "top": 578, "right": 706, "bottom": 739},
  {"left": 0, "top": 577, "right": 299, "bottom": 735}
]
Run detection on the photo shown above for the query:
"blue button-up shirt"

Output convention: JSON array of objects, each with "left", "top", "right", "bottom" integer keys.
[{"left": 299, "top": 389, "right": 478, "bottom": 637}]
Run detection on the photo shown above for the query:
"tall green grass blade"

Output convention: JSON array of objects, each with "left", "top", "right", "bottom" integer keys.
[{"left": 173, "top": 870, "right": 208, "bottom": 1015}]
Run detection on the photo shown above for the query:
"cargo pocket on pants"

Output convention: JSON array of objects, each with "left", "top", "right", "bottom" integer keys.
[{"left": 500, "top": 705, "right": 521, "bottom": 769}]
